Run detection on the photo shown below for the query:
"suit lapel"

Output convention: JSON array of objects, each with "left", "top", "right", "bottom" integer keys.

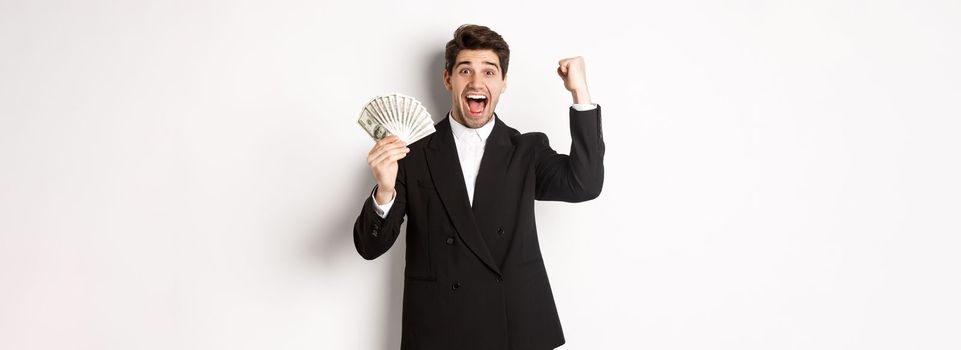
[
  {"left": 471, "top": 117, "right": 515, "bottom": 221},
  {"left": 426, "top": 117, "right": 502, "bottom": 276}
]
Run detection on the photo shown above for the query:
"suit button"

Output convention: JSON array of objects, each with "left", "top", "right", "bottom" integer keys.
[
  {"left": 452, "top": 282, "right": 461, "bottom": 291},
  {"left": 373, "top": 223, "right": 380, "bottom": 230},
  {"left": 445, "top": 237, "right": 454, "bottom": 245},
  {"left": 371, "top": 230, "right": 379, "bottom": 237},
  {"left": 497, "top": 227, "right": 505, "bottom": 235},
  {"left": 496, "top": 276, "right": 503, "bottom": 283}
]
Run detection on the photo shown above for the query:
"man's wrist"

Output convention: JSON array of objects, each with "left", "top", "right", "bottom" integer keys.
[
  {"left": 572, "top": 89, "right": 591, "bottom": 104},
  {"left": 374, "top": 186, "right": 394, "bottom": 205}
]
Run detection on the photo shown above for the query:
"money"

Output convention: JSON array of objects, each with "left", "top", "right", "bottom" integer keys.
[
  {"left": 358, "top": 108, "right": 390, "bottom": 140},
  {"left": 357, "top": 93, "right": 435, "bottom": 144}
]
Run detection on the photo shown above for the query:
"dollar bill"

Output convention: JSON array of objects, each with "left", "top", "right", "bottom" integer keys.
[
  {"left": 358, "top": 112, "right": 390, "bottom": 140},
  {"left": 357, "top": 92, "right": 435, "bottom": 144}
]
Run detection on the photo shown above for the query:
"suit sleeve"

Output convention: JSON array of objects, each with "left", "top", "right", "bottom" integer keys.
[
  {"left": 353, "top": 158, "right": 407, "bottom": 260},
  {"left": 534, "top": 104, "right": 605, "bottom": 202}
]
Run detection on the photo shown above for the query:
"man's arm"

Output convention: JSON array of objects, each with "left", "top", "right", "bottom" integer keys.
[
  {"left": 353, "top": 136, "right": 409, "bottom": 260},
  {"left": 534, "top": 56, "right": 605, "bottom": 202},
  {"left": 533, "top": 106, "right": 604, "bottom": 202},
  {"left": 370, "top": 187, "right": 395, "bottom": 218}
]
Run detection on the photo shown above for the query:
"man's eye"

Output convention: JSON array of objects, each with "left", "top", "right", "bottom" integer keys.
[
  {"left": 485, "top": 71, "right": 494, "bottom": 76},
  {"left": 460, "top": 69, "right": 470, "bottom": 74}
]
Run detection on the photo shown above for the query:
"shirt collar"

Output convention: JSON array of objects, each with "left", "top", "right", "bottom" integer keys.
[{"left": 448, "top": 112, "right": 495, "bottom": 143}]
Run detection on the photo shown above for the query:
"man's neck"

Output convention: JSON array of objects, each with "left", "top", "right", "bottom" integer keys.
[
  {"left": 447, "top": 112, "right": 495, "bottom": 130},
  {"left": 448, "top": 112, "right": 495, "bottom": 142}
]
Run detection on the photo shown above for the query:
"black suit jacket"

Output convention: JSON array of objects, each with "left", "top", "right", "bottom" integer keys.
[{"left": 354, "top": 105, "right": 605, "bottom": 350}]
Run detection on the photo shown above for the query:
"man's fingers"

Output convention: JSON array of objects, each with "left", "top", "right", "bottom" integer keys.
[
  {"left": 387, "top": 152, "right": 408, "bottom": 162},
  {"left": 371, "top": 152, "right": 408, "bottom": 170},
  {"left": 374, "top": 137, "right": 388, "bottom": 148},
  {"left": 372, "top": 136, "right": 396, "bottom": 152},
  {"left": 558, "top": 57, "right": 583, "bottom": 71},
  {"left": 370, "top": 146, "right": 410, "bottom": 166},
  {"left": 371, "top": 149, "right": 408, "bottom": 168},
  {"left": 373, "top": 135, "right": 399, "bottom": 148},
  {"left": 367, "top": 140, "right": 407, "bottom": 158},
  {"left": 370, "top": 141, "right": 403, "bottom": 157},
  {"left": 368, "top": 144, "right": 407, "bottom": 165}
]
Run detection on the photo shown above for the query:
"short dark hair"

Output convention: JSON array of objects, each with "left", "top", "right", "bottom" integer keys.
[{"left": 445, "top": 24, "right": 510, "bottom": 79}]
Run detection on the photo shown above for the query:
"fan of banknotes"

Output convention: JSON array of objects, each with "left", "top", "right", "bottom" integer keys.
[{"left": 357, "top": 92, "right": 435, "bottom": 145}]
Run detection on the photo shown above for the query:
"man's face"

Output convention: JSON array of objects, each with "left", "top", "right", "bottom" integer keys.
[{"left": 444, "top": 49, "right": 507, "bottom": 129}]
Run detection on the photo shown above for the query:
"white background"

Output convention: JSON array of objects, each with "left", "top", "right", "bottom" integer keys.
[{"left": 2, "top": 1, "right": 959, "bottom": 349}]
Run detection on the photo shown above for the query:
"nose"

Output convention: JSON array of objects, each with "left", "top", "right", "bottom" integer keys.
[{"left": 468, "top": 73, "right": 484, "bottom": 87}]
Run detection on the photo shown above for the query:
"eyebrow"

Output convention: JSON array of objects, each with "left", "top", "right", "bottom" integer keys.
[{"left": 455, "top": 60, "right": 500, "bottom": 70}]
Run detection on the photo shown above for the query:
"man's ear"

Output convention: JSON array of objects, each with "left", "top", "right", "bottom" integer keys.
[
  {"left": 443, "top": 69, "right": 452, "bottom": 91},
  {"left": 503, "top": 75, "right": 507, "bottom": 93}
]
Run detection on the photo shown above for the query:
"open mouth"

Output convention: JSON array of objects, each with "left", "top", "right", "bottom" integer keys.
[{"left": 464, "top": 94, "right": 488, "bottom": 117}]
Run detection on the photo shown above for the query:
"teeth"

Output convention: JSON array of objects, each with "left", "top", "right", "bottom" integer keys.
[{"left": 466, "top": 95, "right": 487, "bottom": 100}]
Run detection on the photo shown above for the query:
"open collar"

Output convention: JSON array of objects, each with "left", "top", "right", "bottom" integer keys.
[{"left": 447, "top": 112, "right": 495, "bottom": 143}]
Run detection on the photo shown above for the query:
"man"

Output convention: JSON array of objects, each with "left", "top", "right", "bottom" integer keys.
[{"left": 353, "top": 24, "right": 604, "bottom": 350}]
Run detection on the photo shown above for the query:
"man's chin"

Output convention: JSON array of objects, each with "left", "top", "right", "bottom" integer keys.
[
  {"left": 465, "top": 112, "right": 493, "bottom": 128},
  {"left": 454, "top": 109, "right": 493, "bottom": 129}
]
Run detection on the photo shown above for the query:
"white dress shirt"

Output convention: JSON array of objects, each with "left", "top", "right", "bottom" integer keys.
[{"left": 372, "top": 103, "right": 597, "bottom": 218}]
